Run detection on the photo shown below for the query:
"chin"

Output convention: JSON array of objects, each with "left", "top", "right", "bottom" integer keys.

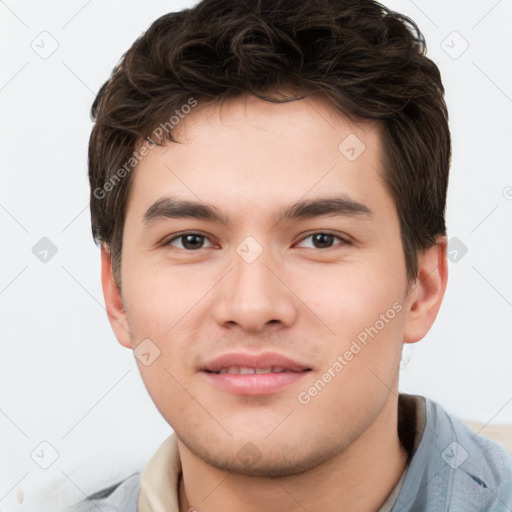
[{"left": 180, "top": 431, "right": 344, "bottom": 478}]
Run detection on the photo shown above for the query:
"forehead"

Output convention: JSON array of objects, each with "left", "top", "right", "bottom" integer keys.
[{"left": 125, "top": 94, "right": 394, "bottom": 228}]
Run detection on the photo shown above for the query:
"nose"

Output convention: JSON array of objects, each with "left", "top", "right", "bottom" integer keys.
[{"left": 211, "top": 243, "right": 299, "bottom": 333}]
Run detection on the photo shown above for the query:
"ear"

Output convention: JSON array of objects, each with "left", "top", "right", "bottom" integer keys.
[
  {"left": 403, "top": 235, "right": 448, "bottom": 344},
  {"left": 100, "top": 243, "right": 133, "bottom": 349}
]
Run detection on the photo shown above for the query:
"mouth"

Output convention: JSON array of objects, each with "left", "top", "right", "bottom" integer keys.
[
  {"left": 201, "top": 351, "right": 311, "bottom": 373},
  {"left": 205, "top": 366, "right": 310, "bottom": 375},
  {"left": 200, "top": 352, "right": 312, "bottom": 395}
]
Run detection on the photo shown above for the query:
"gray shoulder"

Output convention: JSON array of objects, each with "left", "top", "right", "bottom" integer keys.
[
  {"left": 61, "top": 472, "right": 141, "bottom": 512},
  {"left": 437, "top": 403, "right": 512, "bottom": 510}
]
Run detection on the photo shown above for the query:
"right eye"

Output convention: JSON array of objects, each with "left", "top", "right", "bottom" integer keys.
[{"left": 163, "top": 232, "right": 215, "bottom": 251}]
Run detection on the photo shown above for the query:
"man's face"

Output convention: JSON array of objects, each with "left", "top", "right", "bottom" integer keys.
[{"left": 114, "top": 94, "right": 416, "bottom": 476}]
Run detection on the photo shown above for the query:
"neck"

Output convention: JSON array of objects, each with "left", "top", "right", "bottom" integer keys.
[{"left": 177, "top": 394, "right": 409, "bottom": 512}]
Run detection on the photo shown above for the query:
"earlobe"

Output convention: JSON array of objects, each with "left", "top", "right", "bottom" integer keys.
[
  {"left": 100, "top": 244, "right": 133, "bottom": 349},
  {"left": 403, "top": 236, "right": 448, "bottom": 344}
]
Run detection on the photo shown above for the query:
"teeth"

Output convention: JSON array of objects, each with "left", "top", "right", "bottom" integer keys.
[
  {"left": 255, "top": 368, "right": 272, "bottom": 374},
  {"left": 217, "top": 366, "right": 286, "bottom": 375}
]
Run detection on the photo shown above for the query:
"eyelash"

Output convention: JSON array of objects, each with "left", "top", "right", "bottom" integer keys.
[{"left": 162, "top": 231, "right": 351, "bottom": 251}]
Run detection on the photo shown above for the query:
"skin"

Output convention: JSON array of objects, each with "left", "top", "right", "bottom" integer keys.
[{"left": 101, "top": 93, "right": 448, "bottom": 512}]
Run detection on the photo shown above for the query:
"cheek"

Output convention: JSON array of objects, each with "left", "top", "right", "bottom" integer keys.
[
  {"left": 291, "top": 258, "right": 405, "bottom": 334},
  {"left": 292, "top": 258, "right": 407, "bottom": 393},
  {"left": 122, "top": 259, "right": 203, "bottom": 338},
  {"left": 135, "top": 357, "right": 198, "bottom": 429}
]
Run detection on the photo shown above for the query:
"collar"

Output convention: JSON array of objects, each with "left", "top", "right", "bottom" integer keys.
[{"left": 138, "top": 433, "right": 182, "bottom": 511}]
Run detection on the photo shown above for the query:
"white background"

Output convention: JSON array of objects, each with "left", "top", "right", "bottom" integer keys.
[{"left": 1, "top": 0, "right": 511, "bottom": 510}]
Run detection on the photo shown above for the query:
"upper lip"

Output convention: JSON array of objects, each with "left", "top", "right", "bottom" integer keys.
[{"left": 201, "top": 352, "right": 312, "bottom": 373}]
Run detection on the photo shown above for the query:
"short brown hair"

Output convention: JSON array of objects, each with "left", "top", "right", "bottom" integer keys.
[{"left": 89, "top": 0, "right": 451, "bottom": 289}]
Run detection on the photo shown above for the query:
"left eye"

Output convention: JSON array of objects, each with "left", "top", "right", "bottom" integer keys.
[
  {"left": 165, "top": 233, "right": 213, "bottom": 250},
  {"left": 296, "top": 233, "right": 347, "bottom": 249}
]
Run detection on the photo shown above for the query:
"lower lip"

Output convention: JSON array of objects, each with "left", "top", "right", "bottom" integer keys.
[{"left": 202, "top": 370, "right": 310, "bottom": 395}]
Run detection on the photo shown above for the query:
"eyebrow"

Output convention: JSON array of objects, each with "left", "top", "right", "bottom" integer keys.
[
  {"left": 275, "top": 196, "right": 373, "bottom": 223},
  {"left": 142, "top": 195, "right": 373, "bottom": 227}
]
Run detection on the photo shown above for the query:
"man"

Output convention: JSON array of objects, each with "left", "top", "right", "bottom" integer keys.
[{"left": 68, "top": 0, "right": 512, "bottom": 510}]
